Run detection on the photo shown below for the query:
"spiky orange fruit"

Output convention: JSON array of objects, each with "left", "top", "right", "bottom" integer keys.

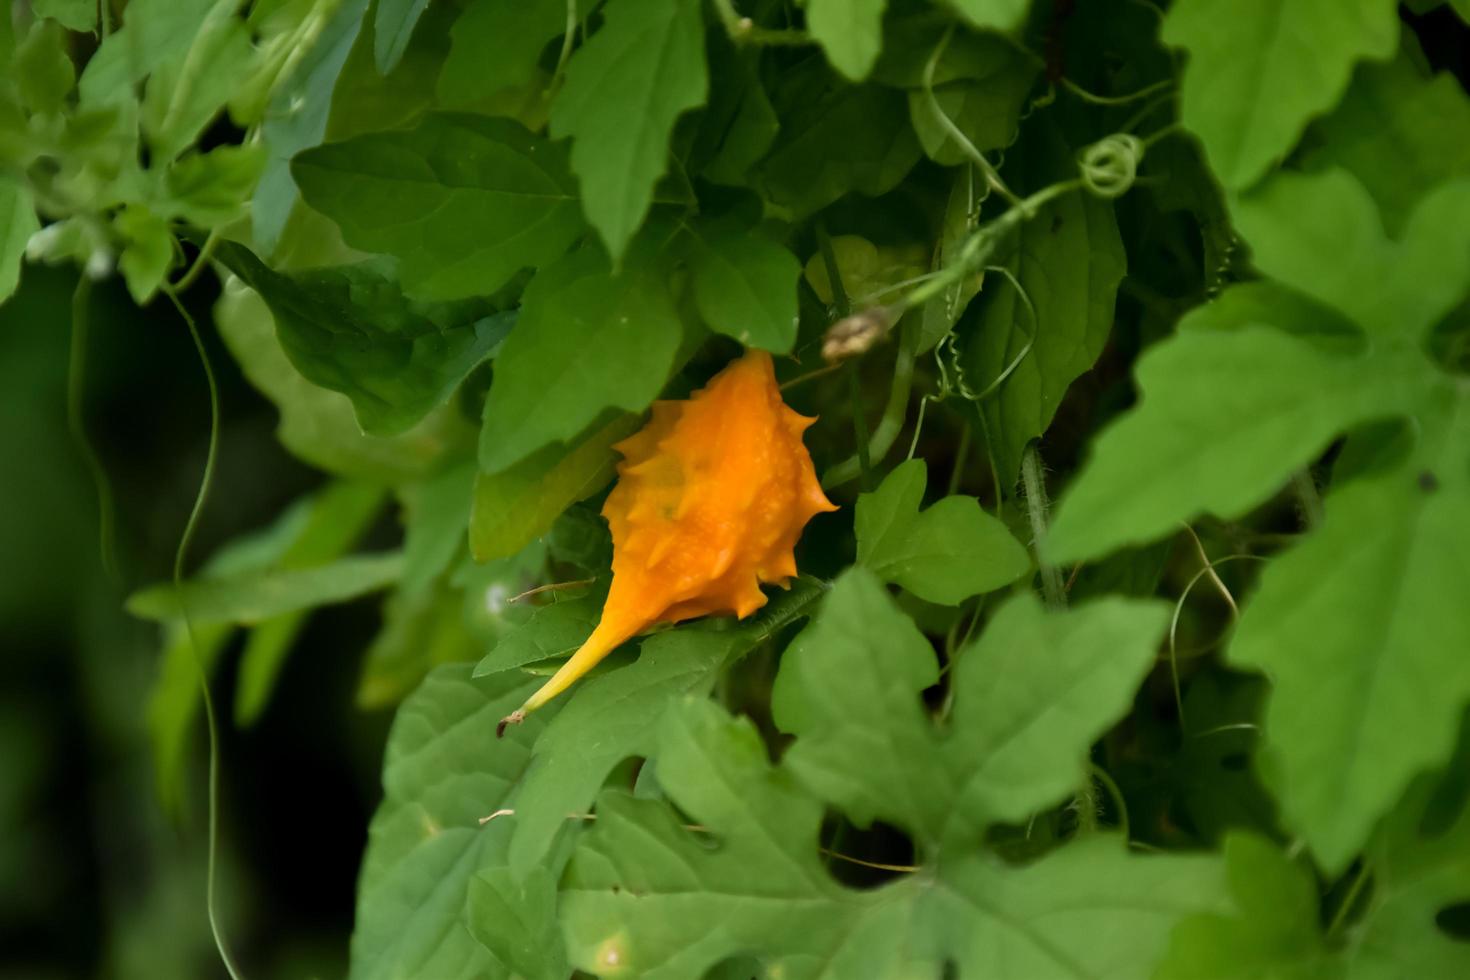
[{"left": 498, "top": 349, "right": 836, "bottom": 732}]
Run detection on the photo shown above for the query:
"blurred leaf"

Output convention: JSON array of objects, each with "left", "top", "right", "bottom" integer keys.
[
  {"left": 855, "top": 459, "right": 1029, "bottom": 604},
  {"left": 471, "top": 414, "right": 637, "bottom": 562},
  {"left": 687, "top": 219, "right": 801, "bottom": 353},
  {"left": 478, "top": 243, "right": 685, "bottom": 474},
  {"left": 1232, "top": 171, "right": 1470, "bottom": 342},
  {"left": 548, "top": 0, "right": 706, "bottom": 262},
  {"left": 0, "top": 180, "right": 37, "bottom": 304},
  {"left": 127, "top": 552, "right": 402, "bottom": 623},
  {"left": 213, "top": 239, "right": 512, "bottom": 437},
  {"left": 140, "top": 0, "right": 258, "bottom": 161},
  {"left": 808, "top": 0, "right": 886, "bottom": 81},
  {"left": 1155, "top": 834, "right": 1337, "bottom": 980},
  {"left": 907, "top": 39, "right": 1037, "bottom": 166},
  {"left": 373, "top": 0, "right": 430, "bottom": 74},
  {"left": 758, "top": 71, "right": 920, "bottom": 217},
  {"left": 351, "top": 665, "right": 556, "bottom": 980},
  {"left": 508, "top": 579, "right": 825, "bottom": 875},
  {"left": 964, "top": 121, "right": 1126, "bottom": 481},
  {"left": 436, "top": 0, "right": 574, "bottom": 107},
  {"left": 774, "top": 569, "right": 1168, "bottom": 841},
  {"left": 15, "top": 21, "right": 76, "bottom": 114},
  {"left": 293, "top": 113, "right": 583, "bottom": 301},
  {"left": 114, "top": 205, "right": 175, "bottom": 303},
  {"left": 946, "top": 0, "right": 1030, "bottom": 31},
  {"left": 214, "top": 277, "right": 457, "bottom": 481},
  {"left": 693, "top": 41, "right": 778, "bottom": 186},
  {"left": 402, "top": 460, "right": 476, "bottom": 597},
  {"left": 1351, "top": 763, "right": 1470, "bottom": 979},
  {"left": 235, "top": 480, "right": 387, "bottom": 724},
  {"left": 357, "top": 583, "right": 480, "bottom": 709},
  {"left": 1162, "top": 0, "right": 1399, "bottom": 188},
  {"left": 1306, "top": 52, "right": 1470, "bottom": 236},
  {"left": 34, "top": 0, "right": 97, "bottom": 33},
  {"left": 1228, "top": 391, "right": 1470, "bottom": 872},
  {"left": 251, "top": 0, "right": 368, "bottom": 257},
  {"left": 77, "top": 0, "right": 214, "bottom": 107},
  {"left": 163, "top": 145, "right": 265, "bottom": 226}
]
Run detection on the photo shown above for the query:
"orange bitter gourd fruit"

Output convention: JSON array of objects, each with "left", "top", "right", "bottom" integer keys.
[{"left": 498, "top": 349, "right": 836, "bottom": 733}]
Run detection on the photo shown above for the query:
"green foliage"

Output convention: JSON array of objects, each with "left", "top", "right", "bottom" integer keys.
[
  {"left": 855, "top": 458, "right": 1029, "bottom": 603},
  {"left": 292, "top": 113, "right": 583, "bottom": 301},
  {"left": 547, "top": 0, "right": 707, "bottom": 261},
  {"left": 14, "top": 2, "right": 1470, "bottom": 977}
]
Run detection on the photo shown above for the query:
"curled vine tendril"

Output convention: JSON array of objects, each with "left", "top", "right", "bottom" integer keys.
[{"left": 1078, "top": 134, "right": 1145, "bottom": 199}]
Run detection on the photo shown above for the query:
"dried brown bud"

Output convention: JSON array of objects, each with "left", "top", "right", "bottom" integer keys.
[{"left": 821, "top": 306, "right": 898, "bottom": 363}]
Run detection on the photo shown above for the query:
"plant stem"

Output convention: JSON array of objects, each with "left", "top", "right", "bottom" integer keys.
[
  {"left": 1020, "top": 443, "right": 1096, "bottom": 833},
  {"left": 1327, "top": 862, "right": 1373, "bottom": 939},
  {"left": 1020, "top": 443, "right": 1066, "bottom": 611},
  {"left": 1293, "top": 469, "right": 1324, "bottom": 530}
]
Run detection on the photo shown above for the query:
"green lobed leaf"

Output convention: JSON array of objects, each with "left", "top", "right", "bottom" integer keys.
[
  {"left": 473, "top": 585, "right": 605, "bottom": 678},
  {"left": 373, "top": 0, "right": 431, "bottom": 74},
  {"left": 350, "top": 665, "right": 558, "bottom": 980},
  {"left": 686, "top": 219, "right": 802, "bottom": 353},
  {"left": 292, "top": 113, "right": 584, "bottom": 301},
  {"left": 478, "top": 243, "right": 686, "bottom": 474},
  {"left": 774, "top": 569, "right": 1170, "bottom": 844},
  {"left": 1349, "top": 758, "right": 1470, "bottom": 979},
  {"left": 562, "top": 697, "right": 1226, "bottom": 979},
  {"left": 1047, "top": 286, "right": 1432, "bottom": 563},
  {"left": 507, "top": 579, "right": 826, "bottom": 876},
  {"left": 127, "top": 552, "right": 403, "bottom": 624},
  {"left": 213, "top": 239, "right": 512, "bottom": 437},
  {"left": 1162, "top": 0, "right": 1399, "bottom": 189},
  {"left": 1227, "top": 389, "right": 1470, "bottom": 873},
  {"left": 808, "top": 0, "right": 887, "bottom": 81},
  {"left": 214, "top": 277, "right": 459, "bottom": 482},
  {"left": 1305, "top": 51, "right": 1470, "bottom": 236},
  {"left": 548, "top": 0, "right": 707, "bottom": 262},
  {"left": 471, "top": 414, "right": 637, "bottom": 563},
  {"left": 855, "top": 458, "right": 1030, "bottom": 604},
  {"left": 1232, "top": 170, "right": 1470, "bottom": 342},
  {"left": 1154, "top": 833, "right": 1339, "bottom": 980},
  {"left": 467, "top": 865, "right": 568, "bottom": 980}
]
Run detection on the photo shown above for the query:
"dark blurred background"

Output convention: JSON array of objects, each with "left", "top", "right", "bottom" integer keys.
[{"left": 0, "top": 265, "right": 390, "bottom": 980}]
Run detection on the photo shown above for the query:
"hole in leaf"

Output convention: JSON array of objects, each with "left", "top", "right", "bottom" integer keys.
[
  {"left": 1436, "top": 902, "right": 1470, "bottom": 942},
  {"left": 817, "top": 811, "right": 917, "bottom": 890}
]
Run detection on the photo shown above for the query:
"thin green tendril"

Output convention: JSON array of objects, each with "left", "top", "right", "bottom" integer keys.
[{"left": 162, "top": 284, "right": 245, "bottom": 980}]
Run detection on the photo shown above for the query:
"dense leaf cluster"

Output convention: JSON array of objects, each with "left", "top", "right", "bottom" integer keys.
[{"left": 6, "top": 0, "right": 1470, "bottom": 977}]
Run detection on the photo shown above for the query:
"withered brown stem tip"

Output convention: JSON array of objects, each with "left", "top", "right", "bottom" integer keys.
[{"left": 495, "top": 710, "right": 525, "bottom": 739}]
